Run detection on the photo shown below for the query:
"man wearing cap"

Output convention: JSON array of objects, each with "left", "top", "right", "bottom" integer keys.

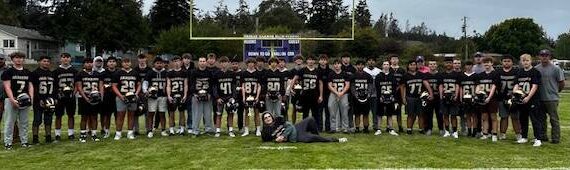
[
  {"left": 472, "top": 52, "right": 485, "bottom": 74},
  {"left": 416, "top": 56, "right": 430, "bottom": 73},
  {"left": 534, "top": 49, "right": 565, "bottom": 144}
]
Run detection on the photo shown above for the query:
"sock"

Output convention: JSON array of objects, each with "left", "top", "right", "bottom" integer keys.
[
  {"left": 80, "top": 130, "right": 88, "bottom": 134},
  {"left": 256, "top": 126, "right": 261, "bottom": 131},
  {"left": 228, "top": 127, "right": 234, "bottom": 132},
  {"left": 128, "top": 130, "right": 134, "bottom": 135},
  {"left": 216, "top": 128, "right": 221, "bottom": 133},
  {"left": 68, "top": 129, "right": 74, "bottom": 136},
  {"left": 244, "top": 127, "right": 249, "bottom": 132},
  {"left": 169, "top": 127, "right": 175, "bottom": 133},
  {"left": 116, "top": 131, "right": 122, "bottom": 136},
  {"left": 91, "top": 130, "right": 97, "bottom": 136},
  {"left": 104, "top": 129, "right": 109, "bottom": 133},
  {"left": 180, "top": 126, "right": 185, "bottom": 131},
  {"left": 55, "top": 129, "right": 61, "bottom": 136}
]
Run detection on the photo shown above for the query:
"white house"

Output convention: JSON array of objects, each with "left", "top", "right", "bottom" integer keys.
[{"left": 0, "top": 24, "right": 60, "bottom": 59}]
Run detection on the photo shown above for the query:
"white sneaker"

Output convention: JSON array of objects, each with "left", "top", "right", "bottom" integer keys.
[
  {"left": 516, "top": 134, "right": 522, "bottom": 141},
  {"left": 103, "top": 131, "right": 110, "bottom": 139},
  {"left": 480, "top": 134, "right": 488, "bottom": 140},
  {"left": 229, "top": 131, "right": 236, "bottom": 138},
  {"left": 338, "top": 138, "right": 348, "bottom": 143},
  {"left": 452, "top": 132, "right": 459, "bottom": 139},
  {"left": 533, "top": 140, "right": 542, "bottom": 147},
  {"left": 169, "top": 128, "right": 175, "bottom": 134},
  {"left": 214, "top": 133, "right": 220, "bottom": 138},
  {"left": 389, "top": 130, "right": 399, "bottom": 136},
  {"left": 127, "top": 131, "right": 135, "bottom": 140},
  {"left": 114, "top": 133, "right": 122, "bottom": 140},
  {"left": 187, "top": 129, "right": 193, "bottom": 134},
  {"left": 517, "top": 138, "right": 528, "bottom": 144},
  {"left": 161, "top": 131, "right": 169, "bottom": 137},
  {"left": 79, "top": 138, "right": 86, "bottom": 143},
  {"left": 255, "top": 129, "right": 261, "bottom": 137},
  {"left": 241, "top": 131, "right": 249, "bottom": 137},
  {"left": 443, "top": 131, "right": 450, "bottom": 137},
  {"left": 491, "top": 135, "right": 498, "bottom": 142},
  {"left": 499, "top": 133, "right": 506, "bottom": 140},
  {"left": 147, "top": 132, "right": 154, "bottom": 138},
  {"left": 374, "top": 130, "right": 382, "bottom": 136}
]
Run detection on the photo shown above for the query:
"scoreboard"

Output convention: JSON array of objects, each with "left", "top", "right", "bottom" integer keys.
[{"left": 243, "top": 35, "right": 301, "bottom": 62}]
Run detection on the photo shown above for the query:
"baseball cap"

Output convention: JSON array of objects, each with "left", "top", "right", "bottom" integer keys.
[
  {"left": 539, "top": 49, "right": 552, "bottom": 56},
  {"left": 415, "top": 56, "right": 425, "bottom": 62}
]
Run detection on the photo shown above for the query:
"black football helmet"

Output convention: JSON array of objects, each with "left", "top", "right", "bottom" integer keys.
[
  {"left": 59, "top": 85, "right": 74, "bottom": 99},
  {"left": 442, "top": 90, "right": 455, "bottom": 105},
  {"left": 509, "top": 89, "right": 526, "bottom": 105},
  {"left": 268, "top": 91, "right": 280, "bottom": 101},
  {"left": 420, "top": 91, "right": 430, "bottom": 107},
  {"left": 172, "top": 94, "right": 183, "bottom": 106},
  {"left": 245, "top": 95, "right": 256, "bottom": 108},
  {"left": 474, "top": 91, "right": 488, "bottom": 105},
  {"left": 40, "top": 97, "right": 58, "bottom": 113},
  {"left": 380, "top": 89, "right": 395, "bottom": 104},
  {"left": 462, "top": 92, "right": 474, "bottom": 106},
  {"left": 225, "top": 98, "right": 239, "bottom": 114},
  {"left": 147, "top": 85, "right": 158, "bottom": 99},
  {"left": 88, "top": 91, "right": 102, "bottom": 105},
  {"left": 292, "top": 84, "right": 303, "bottom": 96},
  {"left": 355, "top": 88, "right": 368, "bottom": 103},
  {"left": 197, "top": 90, "right": 209, "bottom": 102},
  {"left": 16, "top": 93, "right": 31, "bottom": 109},
  {"left": 124, "top": 92, "right": 137, "bottom": 104}
]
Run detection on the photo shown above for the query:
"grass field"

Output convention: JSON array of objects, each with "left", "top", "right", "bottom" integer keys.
[{"left": 0, "top": 94, "right": 568, "bottom": 169}]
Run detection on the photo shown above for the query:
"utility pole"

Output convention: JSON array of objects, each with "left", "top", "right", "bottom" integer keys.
[{"left": 462, "top": 16, "right": 468, "bottom": 61}]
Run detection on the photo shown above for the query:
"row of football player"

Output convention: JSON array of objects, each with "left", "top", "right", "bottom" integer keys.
[{"left": 0, "top": 51, "right": 548, "bottom": 149}]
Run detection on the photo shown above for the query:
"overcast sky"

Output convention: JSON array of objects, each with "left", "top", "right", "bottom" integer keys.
[{"left": 142, "top": 0, "right": 569, "bottom": 39}]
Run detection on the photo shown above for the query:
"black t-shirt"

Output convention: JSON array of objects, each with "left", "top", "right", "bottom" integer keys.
[
  {"left": 342, "top": 64, "right": 356, "bottom": 76},
  {"left": 112, "top": 69, "right": 140, "bottom": 96},
  {"left": 31, "top": 68, "right": 56, "bottom": 100},
  {"left": 401, "top": 72, "right": 426, "bottom": 98},
  {"left": 215, "top": 70, "right": 237, "bottom": 99},
  {"left": 425, "top": 72, "right": 441, "bottom": 98},
  {"left": 75, "top": 70, "right": 103, "bottom": 97},
  {"left": 391, "top": 67, "right": 406, "bottom": 100},
  {"left": 263, "top": 69, "right": 287, "bottom": 96},
  {"left": 134, "top": 66, "right": 152, "bottom": 84},
  {"left": 497, "top": 68, "right": 517, "bottom": 100},
  {"left": 460, "top": 72, "right": 477, "bottom": 96},
  {"left": 351, "top": 71, "right": 373, "bottom": 91},
  {"left": 1, "top": 67, "right": 31, "bottom": 99},
  {"left": 233, "top": 69, "right": 243, "bottom": 96},
  {"left": 375, "top": 72, "right": 398, "bottom": 97},
  {"left": 328, "top": 71, "right": 350, "bottom": 93},
  {"left": 145, "top": 69, "right": 167, "bottom": 97},
  {"left": 280, "top": 69, "right": 290, "bottom": 93},
  {"left": 167, "top": 69, "right": 187, "bottom": 96},
  {"left": 296, "top": 67, "right": 321, "bottom": 95},
  {"left": 54, "top": 66, "right": 77, "bottom": 93},
  {"left": 189, "top": 68, "right": 214, "bottom": 95},
  {"left": 102, "top": 69, "right": 117, "bottom": 98},
  {"left": 476, "top": 70, "right": 500, "bottom": 98},
  {"left": 514, "top": 68, "right": 541, "bottom": 100},
  {"left": 318, "top": 66, "right": 333, "bottom": 94},
  {"left": 439, "top": 71, "right": 460, "bottom": 95},
  {"left": 241, "top": 69, "right": 261, "bottom": 97}
]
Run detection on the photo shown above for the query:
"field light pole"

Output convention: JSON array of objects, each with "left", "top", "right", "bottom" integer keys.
[{"left": 462, "top": 16, "right": 469, "bottom": 61}]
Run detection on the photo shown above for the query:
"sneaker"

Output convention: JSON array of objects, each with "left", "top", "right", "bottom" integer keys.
[
  {"left": 425, "top": 130, "right": 432, "bottom": 136},
  {"left": 491, "top": 135, "right": 498, "bottom": 142},
  {"left": 21, "top": 143, "right": 31, "bottom": 148},
  {"left": 229, "top": 131, "right": 236, "bottom": 138},
  {"left": 452, "top": 132, "right": 459, "bottom": 139},
  {"left": 517, "top": 138, "right": 528, "bottom": 144},
  {"left": 55, "top": 135, "right": 61, "bottom": 142},
  {"left": 398, "top": 127, "right": 404, "bottom": 133},
  {"left": 79, "top": 135, "right": 87, "bottom": 143},
  {"left": 160, "top": 131, "right": 169, "bottom": 137},
  {"left": 439, "top": 130, "right": 445, "bottom": 136},
  {"left": 214, "top": 133, "right": 220, "bottom": 138},
  {"left": 480, "top": 134, "right": 488, "bottom": 140},
  {"left": 178, "top": 129, "right": 185, "bottom": 135},
  {"left": 68, "top": 135, "right": 75, "bottom": 140},
  {"left": 114, "top": 133, "right": 122, "bottom": 140},
  {"left": 374, "top": 130, "right": 382, "bottom": 136},
  {"left": 91, "top": 135, "right": 100, "bottom": 142},
  {"left": 127, "top": 132, "right": 135, "bottom": 140},
  {"left": 516, "top": 134, "right": 522, "bottom": 141},
  {"left": 533, "top": 140, "right": 542, "bottom": 147},
  {"left": 4, "top": 144, "right": 13, "bottom": 150},
  {"left": 187, "top": 129, "right": 194, "bottom": 134},
  {"left": 443, "top": 131, "right": 450, "bottom": 137},
  {"left": 147, "top": 132, "right": 154, "bottom": 138},
  {"left": 338, "top": 138, "right": 348, "bottom": 143},
  {"left": 406, "top": 129, "right": 412, "bottom": 135},
  {"left": 103, "top": 131, "right": 110, "bottom": 139},
  {"left": 499, "top": 133, "right": 507, "bottom": 140},
  {"left": 241, "top": 131, "right": 249, "bottom": 137},
  {"left": 255, "top": 129, "right": 261, "bottom": 136},
  {"left": 45, "top": 135, "right": 53, "bottom": 143},
  {"left": 389, "top": 130, "right": 399, "bottom": 136}
]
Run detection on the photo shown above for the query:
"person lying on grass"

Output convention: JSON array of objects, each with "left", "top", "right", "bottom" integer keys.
[{"left": 260, "top": 112, "right": 348, "bottom": 143}]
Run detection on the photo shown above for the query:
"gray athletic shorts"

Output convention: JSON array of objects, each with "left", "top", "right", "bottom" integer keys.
[
  {"left": 148, "top": 97, "right": 167, "bottom": 113},
  {"left": 498, "top": 101, "right": 519, "bottom": 118},
  {"left": 116, "top": 96, "right": 137, "bottom": 112}
]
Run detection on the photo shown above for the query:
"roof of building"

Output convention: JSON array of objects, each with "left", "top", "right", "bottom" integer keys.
[{"left": 0, "top": 24, "right": 55, "bottom": 41}]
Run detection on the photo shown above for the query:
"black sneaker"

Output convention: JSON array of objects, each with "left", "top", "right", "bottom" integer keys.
[
  {"left": 21, "top": 143, "right": 31, "bottom": 148},
  {"left": 32, "top": 136, "right": 40, "bottom": 145},
  {"left": 91, "top": 135, "right": 100, "bottom": 142},
  {"left": 45, "top": 135, "right": 53, "bottom": 143},
  {"left": 419, "top": 130, "right": 425, "bottom": 134},
  {"left": 406, "top": 129, "right": 413, "bottom": 135},
  {"left": 68, "top": 135, "right": 75, "bottom": 140},
  {"left": 55, "top": 135, "right": 61, "bottom": 141},
  {"left": 398, "top": 127, "right": 404, "bottom": 133},
  {"left": 4, "top": 144, "right": 13, "bottom": 150}
]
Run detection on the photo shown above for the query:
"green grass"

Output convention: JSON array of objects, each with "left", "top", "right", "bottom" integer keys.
[{"left": 0, "top": 94, "right": 569, "bottom": 169}]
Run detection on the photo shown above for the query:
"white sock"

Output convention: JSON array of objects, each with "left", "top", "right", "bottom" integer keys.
[
  {"left": 68, "top": 129, "right": 75, "bottom": 136},
  {"left": 104, "top": 129, "right": 109, "bottom": 133},
  {"left": 80, "top": 130, "right": 88, "bottom": 134},
  {"left": 244, "top": 127, "right": 249, "bottom": 132},
  {"left": 116, "top": 131, "right": 122, "bottom": 136},
  {"left": 216, "top": 128, "right": 221, "bottom": 133},
  {"left": 169, "top": 127, "right": 175, "bottom": 133},
  {"left": 256, "top": 126, "right": 261, "bottom": 131},
  {"left": 128, "top": 130, "right": 134, "bottom": 135},
  {"left": 91, "top": 130, "right": 97, "bottom": 136},
  {"left": 55, "top": 129, "right": 61, "bottom": 136},
  {"left": 228, "top": 127, "right": 234, "bottom": 132},
  {"left": 180, "top": 126, "right": 185, "bottom": 131}
]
